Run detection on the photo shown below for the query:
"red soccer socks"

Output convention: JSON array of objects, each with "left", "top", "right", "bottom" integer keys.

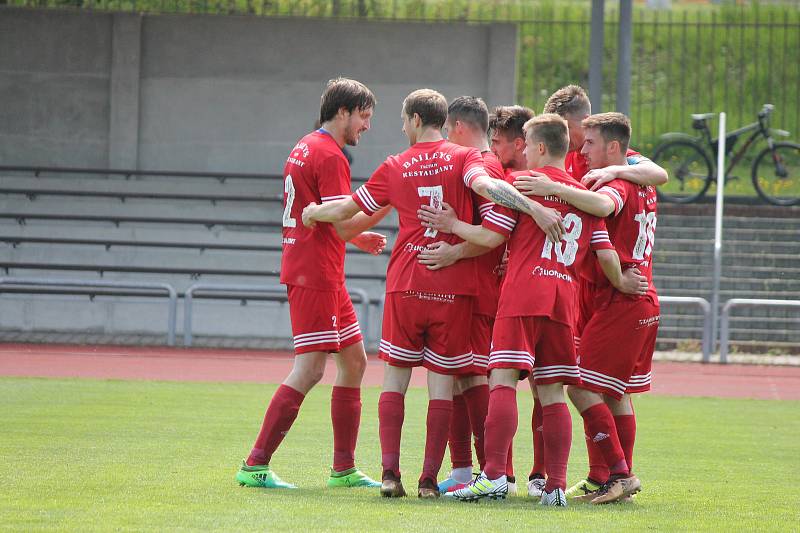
[
  {"left": 530, "top": 400, "right": 545, "bottom": 478},
  {"left": 584, "top": 415, "right": 611, "bottom": 483},
  {"left": 378, "top": 391, "right": 405, "bottom": 478},
  {"left": 462, "top": 383, "right": 489, "bottom": 470},
  {"left": 542, "top": 403, "right": 572, "bottom": 492},
  {"left": 581, "top": 403, "right": 628, "bottom": 477},
  {"left": 448, "top": 394, "right": 473, "bottom": 469},
  {"left": 247, "top": 384, "right": 305, "bottom": 466},
  {"left": 614, "top": 414, "right": 637, "bottom": 473},
  {"left": 420, "top": 399, "right": 453, "bottom": 485},
  {"left": 331, "top": 386, "right": 361, "bottom": 472},
  {"left": 483, "top": 385, "right": 518, "bottom": 480}
]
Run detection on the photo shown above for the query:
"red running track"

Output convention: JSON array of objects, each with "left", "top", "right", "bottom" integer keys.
[{"left": 0, "top": 343, "right": 798, "bottom": 401}]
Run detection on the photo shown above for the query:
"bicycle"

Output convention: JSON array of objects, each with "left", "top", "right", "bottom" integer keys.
[{"left": 651, "top": 104, "right": 800, "bottom": 206}]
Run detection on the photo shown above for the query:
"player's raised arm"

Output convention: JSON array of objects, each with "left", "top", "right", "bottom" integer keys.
[
  {"left": 514, "top": 173, "right": 616, "bottom": 218},
  {"left": 582, "top": 155, "right": 668, "bottom": 191},
  {"left": 302, "top": 198, "right": 361, "bottom": 227},
  {"left": 470, "top": 174, "right": 565, "bottom": 242}
]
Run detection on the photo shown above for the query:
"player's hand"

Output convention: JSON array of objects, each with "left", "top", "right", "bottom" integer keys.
[
  {"left": 513, "top": 171, "right": 559, "bottom": 197},
  {"left": 417, "top": 242, "right": 461, "bottom": 271},
  {"left": 351, "top": 231, "right": 387, "bottom": 255},
  {"left": 530, "top": 205, "right": 566, "bottom": 243},
  {"left": 302, "top": 202, "right": 318, "bottom": 228},
  {"left": 418, "top": 202, "right": 457, "bottom": 234},
  {"left": 582, "top": 168, "right": 618, "bottom": 191},
  {"left": 618, "top": 267, "right": 649, "bottom": 296}
]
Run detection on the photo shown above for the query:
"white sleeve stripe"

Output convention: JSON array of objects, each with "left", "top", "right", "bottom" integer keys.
[
  {"left": 355, "top": 186, "right": 381, "bottom": 213},
  {"left": 485, "top": 211, "right": 516, "bottom": 231},
  {"left": 598, "top": 186, "right": 624, "bottom": 215},
  {"left": 321, "top": 195, "right": 350, "bottom": 202},
  {"left": 486, "top": 210, "right": 516, "bottom": 226},
  {"left": 463, "top": 166, "right": 488, "bottom": 186}
]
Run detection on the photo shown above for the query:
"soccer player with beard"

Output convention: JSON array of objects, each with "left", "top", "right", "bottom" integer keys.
[
  {"left": 419, "top": 114, "right": 644, "bottom": 506},
  {"left": 302, "top": 89, "right": 565, "bottom": 499},
  {"left": 517, "top": 113, "right": 659, "bottom": 504},
  {"left": 236, "top": 78, "right": 390, "bottom": 490},
  {"left": 489, "top": 105, "right": 536, "bottom": 176}
]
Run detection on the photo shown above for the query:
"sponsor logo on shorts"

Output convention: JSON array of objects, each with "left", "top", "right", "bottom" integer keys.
[
  {"left": 403, "top": 290, "right": 456, "bottom": 304},
  {"left": 637, "top": 315, "right": 660, "bottom": 329},
  {"left": 532, "top": 265, "right": 573, "bottom": 283},
  {"left": 283, "top": 237, "right": 296, "bottom": 245}
]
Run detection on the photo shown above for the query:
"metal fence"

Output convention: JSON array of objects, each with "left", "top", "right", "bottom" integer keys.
[{"left": 5, "top": 0, "right": 799, "bottom": 151}]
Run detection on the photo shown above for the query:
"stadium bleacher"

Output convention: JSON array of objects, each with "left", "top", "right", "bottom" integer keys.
[{"left": 0, "top": 166, "right": 797, "bottom": 353}]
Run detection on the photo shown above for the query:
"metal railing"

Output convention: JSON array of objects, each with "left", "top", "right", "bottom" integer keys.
[
  {"left": 658, "top": 296, "right": 713, "bottom": 363},
  {"left": 183, "top": 283, "right": 371, "bottom": 347},
  {"left": 719, "top": 298, "right": 800, "bottom": 363},
  {"left": 0, "top": 277, "right": 178, "bottom": 345}
]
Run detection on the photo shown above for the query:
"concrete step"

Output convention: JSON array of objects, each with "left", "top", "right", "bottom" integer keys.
[{"left": 0, "top": 176, "right": 278, "bottom": 202}]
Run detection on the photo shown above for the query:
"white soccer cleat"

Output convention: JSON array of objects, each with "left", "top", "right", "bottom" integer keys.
[
  {"left": 527, "top": 477, "right": 546, "bottom": 498},
  {"left": 507, "top": 480, "right": 517, "bottom": 496},
  {"left": 540, "top": 488, "right": 567, "bottom": 507},
  {"left": 445, "top": 472, "right": 508, "bottom": 502}
]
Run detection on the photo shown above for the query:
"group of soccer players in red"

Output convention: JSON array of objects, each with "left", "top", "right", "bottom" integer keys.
[{"left": 236, "top": 78, "right": 668, "bottom": 507}]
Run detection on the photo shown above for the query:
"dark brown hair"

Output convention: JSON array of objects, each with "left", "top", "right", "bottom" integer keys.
[
  {"left": 489, "top": 105, "right": 535, "bottom": 140},
  {"left": 319, "top": 78, "right": 376, "bottom": 124},
  {"left": 448, "top": 96, "right": 489, "bottom": 132},
  {"left": 582, "top": 112, "right": 632, "bottom": 152}
]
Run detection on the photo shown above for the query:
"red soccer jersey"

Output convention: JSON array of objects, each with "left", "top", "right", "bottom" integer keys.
[
  {"left": 482, "top": 166, "right": 614, "bottom": 327},
  {"left": 565, "top": 150, "right": 589, "bottom": 180},
  {"left": 280, "top": 130, "right": 352, "bottom": 291},
  {"left": 596, "top": 179, "right": 658, "bottom": 301},
  {"left": 472, "top": 151, "right": 506, "bottom": 317},
  {"left": 352, "top": 139, "right": 488, "bottom": 296},
  {"left": 566, "top": 149, "right": 648, "bottom": 180}
]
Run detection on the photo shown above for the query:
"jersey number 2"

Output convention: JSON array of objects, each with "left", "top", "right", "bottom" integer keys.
[
  {"left": 282, "top": 175, "right": 297, "bottom": 228},
  {"left": 418, "top": 186, "right": 444, "bottom": 238},
  {"left": 541, "top": 213, "right": 582, "bottom": 266}
]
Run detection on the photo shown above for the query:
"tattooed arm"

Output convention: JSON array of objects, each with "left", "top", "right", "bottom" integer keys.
[{"left": 470, "top": 175, "right": 566, "bottom": 242}]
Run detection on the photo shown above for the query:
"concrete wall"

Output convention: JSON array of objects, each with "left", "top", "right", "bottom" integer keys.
[{"left": 0, "top": 8, "right": 517, "bottom": 178}]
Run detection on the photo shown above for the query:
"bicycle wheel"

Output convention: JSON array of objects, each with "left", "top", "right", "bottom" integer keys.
[
  {"left": 652, "top": 140, "right": 713, "bottom": 203},
  {"left": 751, "top": 142, "right": 800, "bottom": 206}
]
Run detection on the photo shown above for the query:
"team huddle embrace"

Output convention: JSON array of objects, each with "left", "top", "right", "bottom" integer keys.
[{"left": 236, "top": 78, "right": 668, "bottom": 507}]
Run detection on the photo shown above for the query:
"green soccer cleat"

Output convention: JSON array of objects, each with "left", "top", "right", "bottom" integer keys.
[
  {"left": 565, "top": 478, "right": 602, "bottom": 502},
  {"left": 236, "top": 461, "right": 297, "bottom": 489},
  {"left": 327, "top": 467, "right": 381, "bottom": 488}
]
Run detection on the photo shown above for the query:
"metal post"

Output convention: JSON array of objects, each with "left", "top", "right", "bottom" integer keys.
[
  {"left": 710, "top": 113, "right": 726, "bottom": 353},
  {"left": 616, "top": 0, "right": 633, "bottom": 115},
  {"left": 589, "top": 0, "right": 605, "bottom": 113}
]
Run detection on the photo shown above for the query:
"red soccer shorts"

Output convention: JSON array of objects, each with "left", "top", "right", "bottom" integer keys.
[
  {"left": 577, "top": 295, "right": 660, "bottom": 400},
  {"left": 379, "top": 291, "right": 474, "bottom": 375},
  {"left": 488, "top": 316, "right": 581, "bottom": 384},
  {"left": 286, "top": 284, "right": 362, "bottom": 355},
  {"left": 468, "top": 314, "right": 494, "bottom": 376}
]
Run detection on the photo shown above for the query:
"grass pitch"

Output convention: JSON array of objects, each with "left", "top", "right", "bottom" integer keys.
[{"left": 1, "top": 377, "right": 798, "bottom": 532}]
